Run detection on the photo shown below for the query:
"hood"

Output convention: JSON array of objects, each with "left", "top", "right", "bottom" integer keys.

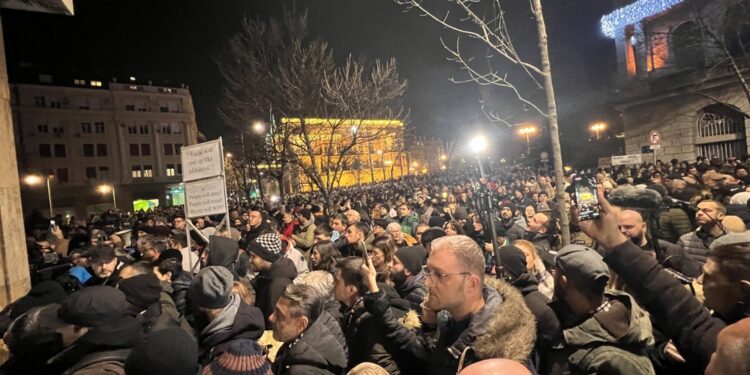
[
  {"left": 206, "top": 235, "right": 239, "bottom": 269},
  {"left": 562, "top": 290, "right": 654, "bottom": 348},
  {"left": 201, "top": 298, "right": 266, "bottom": 351},
  {"left": 511, "top": 273, "right": 540, "bottom": 295},
  {"left": 282, "top": 311, "right": 348, "bottom": 370},
  {"left": 470, "top": 278, "right": 536, "bottom": 362},
  {"left": 261, "top": 257, "right": 298, "bottom": 280}
]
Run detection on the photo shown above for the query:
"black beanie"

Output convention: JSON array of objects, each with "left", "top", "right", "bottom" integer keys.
[
  {"left": 125, "top": 327, "right": 199, "bottom": 375},
  {"left": 420, "top": 228, "right": 446, "bottom": 247},
  {"left": 395, "top": 246, "right": 427, "bottom": 275},
  {"left": 118, "top": 274, "right": 162, "bottom": 310},
  {"left": 496, "top": 245, "right": 528, "bottom": 279}
]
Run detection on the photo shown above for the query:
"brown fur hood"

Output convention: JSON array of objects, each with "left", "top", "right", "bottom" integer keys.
[{"left": 472, "top": 277, "right": 537, "bottom": 362}]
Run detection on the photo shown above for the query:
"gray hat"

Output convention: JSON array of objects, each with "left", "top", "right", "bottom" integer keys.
[
  {"left": 190, "top": 266, "right": 234, "bottom": 309},
  {"left": 710, "top": 231, "right": 750, "bottom": 250},
  {"left": 555, "top": 244, "right": 610, "bottom": 284}
]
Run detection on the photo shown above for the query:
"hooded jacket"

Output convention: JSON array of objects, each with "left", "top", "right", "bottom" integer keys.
[
  {"left": 363, "top": 277, "right": 536, "bottom": 375},
  {"left": 547, "top": 290, "right": 656, "bottom": 375},
  {"left": 252, "top": 257, "right": 297, "bottom": 326},
  {"left": 198, "top": 296, "right": 266, "bottom": 366},
  {"left": 393, "top": 271, "right": 428, "bottom": 312},
  {"left": 206, "top": 235, "right": 241, "bottom": 279},
  {"left": 273, "top": 311, "right": 348, "bottom": 375}
]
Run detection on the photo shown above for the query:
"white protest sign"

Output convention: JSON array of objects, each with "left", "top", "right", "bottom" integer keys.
[
  {"left": 611, "top": 154, "right": 643, "bottom": 166},
  {"left": 185, "top": 177, "right": 228, "bottom": 218},
  {"left": 181, "top": 139, "right": 223, "bottom": 182}
]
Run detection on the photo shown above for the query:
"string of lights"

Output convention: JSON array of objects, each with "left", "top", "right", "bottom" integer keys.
[{"left": 600, "top": 0, "right": 685, "bottom": 38}]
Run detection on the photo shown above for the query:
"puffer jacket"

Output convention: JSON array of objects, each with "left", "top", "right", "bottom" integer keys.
[
  {"left": 398, "top": 212, "right": 419, "bottom": 236},
  {"left": 393, "top": 271, "right": 427, "bottom": 312},
  {"left": 364, "top": 278, "right": 536, "bottom": 375},
  {"left": 656, "top": 208, "right": 693, "bottom": 243},
  {"left": 252, "top": 257, "right": 297, "bottom": 326},
  {"left": 675, "top": 229, "right": 722, "bottom": 277},
  {"left": 171, "top": 271, "right": 192, "bottom": 317},
  {"left": 273, "top": 311, "right": 348, "bottom": 375},
  {"left": 546, "top": 290, "right": 655, "bottom": 375}
]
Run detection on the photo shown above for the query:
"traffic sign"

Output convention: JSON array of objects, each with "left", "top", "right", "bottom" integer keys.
[{"left": 649, "top": 130, "right": 662, "bottom": 145}]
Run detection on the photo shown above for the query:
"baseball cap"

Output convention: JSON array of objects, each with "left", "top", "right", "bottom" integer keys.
[{"left": 555, "top": 244, "right": 610, "bottom": 284}]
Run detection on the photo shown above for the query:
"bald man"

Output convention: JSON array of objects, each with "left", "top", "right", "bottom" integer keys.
[
  {"left": 706, "top": 318, "right": 750, "bottom": 375},
  {"left": 617, "top": 210, "right": 649, "bottom": 250},
  {"left": 459, "top": 359, "right": 531, "bottom": 375}
]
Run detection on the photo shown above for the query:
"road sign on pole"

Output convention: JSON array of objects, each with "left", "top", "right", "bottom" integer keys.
[{"left": 649, "top": 130, "right": 662, "bottom": 146}]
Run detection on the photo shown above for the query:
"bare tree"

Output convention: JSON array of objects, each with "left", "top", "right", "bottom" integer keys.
[
  {"left": 217, "top": 9, "right": 407, "bottom": 210},
  {"left": 395, "top": 0, "right": 570, "bottom": 244}
]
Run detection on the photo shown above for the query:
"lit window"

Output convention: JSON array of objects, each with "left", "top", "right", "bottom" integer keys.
[
  {"left": 131, "top": 166, "right": 142, "bottom": 178},
  {"left": 166, "top": 164, "right": 175, "bottom": 176},
  {"left": 90, "top": 81, "right": 102, "bottom": 87},
  {"left": 74, "top": 79, "right": 86, "bottom": 86},
  {"left": 647, "top": 33, "right": 669, "bottom": 72},
  {"left": 143, "top": 165, "right": 153, "bottom": 178}
]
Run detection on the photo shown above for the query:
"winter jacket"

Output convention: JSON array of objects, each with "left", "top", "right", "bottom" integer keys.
[
  {"left": 293, "top": 221, "right": 317, "bottom": 251},
  {"left": 198, "top": 295, "right": 267, "bottom": 367},
  {"left": 252, "top": 257, "right": 297, "bottom": 326},
  {"left": 393, "top": 271, "right": 427, "bottom": 312},
  {"left": 398, "top": 212, "right": 420, "bottom": 236},
  {"left": 675, "top": 229, "right": 721, "bottom": 277},
  {"left": 497, "top": 219, "right": 525, "bottom": 243},
  {"left": 546, "top": 290, "right": 656, "bottom": 375},
  {"left": 239, "top": 221, "right": 272, "bottom": 250},
  {"left": 283, "top": 243, "right": 309, "bottom": 284},
  {"left": 159, "top": 281, "right": 194, "bottom": 337},
  {"left": 171, "top": 271, "right": 192, "bottom": 317},
  {"left": 206, "top": 235, "right": 241, "bottom": 280},
  {"left": 513, "top": 274, "right": 561, "bottom": 352},
  {"left": 363, "top": 278, "right": 536, "bottom": 375},
  {"left": 603, "top": 240, "right": 729, "bottom": 369},
  {"left": 273, "top": 311, "right": 348, "bottom": 375},
  {"left": 656, "top": 207, "right": 693, "bottom": 244},
  {"left": 526, "top": 231, "right": 554, "bottom": 268}
]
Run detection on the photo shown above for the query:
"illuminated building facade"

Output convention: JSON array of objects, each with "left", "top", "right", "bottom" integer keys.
[
  {"left": 603, "top": 0, "right": 750, "bottom": 161},
  {"left": 281, "top": 118, "right": 408, "bottom": 191}
]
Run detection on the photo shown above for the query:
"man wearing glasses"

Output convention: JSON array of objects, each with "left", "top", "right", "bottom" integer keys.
[{"left": 360, "top": 235, "right": 535, "bottom": 374}]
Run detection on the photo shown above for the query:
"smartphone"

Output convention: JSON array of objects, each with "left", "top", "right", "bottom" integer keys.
[
  {"left": 573, "top": 175, "right": 601, "bottom": 221},
  {"left": 50, "top": 220, "right": 56, "bottom": 230}
]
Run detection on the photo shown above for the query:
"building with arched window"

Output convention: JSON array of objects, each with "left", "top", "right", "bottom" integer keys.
[{"left": 602, "top": 0, "right": 750, "bottom": 161}]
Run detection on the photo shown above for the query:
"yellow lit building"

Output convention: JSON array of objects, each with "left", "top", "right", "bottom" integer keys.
[{"left": 280, "top": 118, "right": 408, "bottom": 191}]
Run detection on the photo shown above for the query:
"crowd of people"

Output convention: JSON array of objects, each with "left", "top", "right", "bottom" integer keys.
[{"left": 2, "top": 154, "right": 750, "bottom": 375}]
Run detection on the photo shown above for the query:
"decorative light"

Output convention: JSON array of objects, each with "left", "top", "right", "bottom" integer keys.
[{"left": 600, "top": 0, "right": 684, "bottom": 38}]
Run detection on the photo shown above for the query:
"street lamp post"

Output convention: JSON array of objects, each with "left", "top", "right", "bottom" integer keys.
[
  {"left": 23, "top": 174, "right": 54, "bottom": 216},
  {"left": 97, "top": 184, "right": 117, "bottom": 210},
  {"left": 517, "top": 124, "right": 538, "bottom": 154},
  {"left": 468, "top": 135, "right": 499, "bottom": 255},
  {"left": 590, "top": 122, "right": 607, "bottom": 140}
]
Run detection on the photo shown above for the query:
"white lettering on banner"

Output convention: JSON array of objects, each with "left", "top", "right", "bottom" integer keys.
[
  {"left": 181, "top": 139, "right": 223, "bottom": 182},
  {"left": 611, "top": 154, "right": 643, "bottom": 166},
  {"left": 185, "top": 177, "right": 228, "bottom": 218}
]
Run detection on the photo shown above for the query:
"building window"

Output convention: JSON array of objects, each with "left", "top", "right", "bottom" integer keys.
[
  {"left": 139, "top": 124, "right": 149, "bottom": 134},
  {"left": 94, "top": 122, "right": 105, "bottom": 134},
  {"left": 176, "top": 164, "right": 183, "bottom": 175},
  {"left": 83, "top": 144, "right": 95, "bottom": 157},
  {"left": 141, "top": 144, "right": 151, "bottom": 156},
  {"left": 160, "top": 105, "right": 169, "bottom": 113},
  {"left": 39, "top": 144, "right": 52, "bottom": 158},
  {"left": 56, "top": 168, "right": 69, "bottom": 183},
  {"left": 171, "top": 123, "right": 182, "bottom": 134},
  {"left": 81, "top": 123, "right": 92, "bottom": 134},
  {"left": 74, "top": 79, "right": 86, "bottom": 86},
  {"left": 129, "top": 144, "right": 140, "bottom": 156},
  {"left": 647, "top": 32, "right": 669, "bottom": 72},
  {"left": 127, "top": 125, "right": 137, "bottom": 134},
  {"left": 672, "top": 21, "right": 704, "bottom": 69},
  {"left": 175, "top": 143, "right": 182, "bottom": 155},
  {"left": 34, "top": 96, "right": 46, "bottom": 107},
  {"left": 132, "top": 166, "right": 142, "bottom": 178},
  {"left": 98, "top": 166, "right": 109, "bottom": 179},
  {"left": 125, "top": 104, "right": 136, "bottom": 111},
  {"left": 52, "top": 126, "right": 64, "bottom": 136},
  {"left": 164, "top": 144, "right": 173, "bottom": 155},
  {"left": 143, "top": 165, "right": 153, "bottom": 178},
  {"left": 161, "top": 123, "right": 171, "bottom": 134},
  {"left": 97, "top": 144, "right": 108, "bottom": 157},
  {"left": 85, "top": 167, "right": 97, "bottom": 179},
  {"left": 37, "top": 124, "right": 49, "bottom": 133},
  {"left": 54, "top": 144, "right": 66, "bottom": 158},
  {"left": 166, "top": 164, "right": 175, "bottom": 176},
  {"left": 90, "top": 81, "right": 102, "bottom": 87}
]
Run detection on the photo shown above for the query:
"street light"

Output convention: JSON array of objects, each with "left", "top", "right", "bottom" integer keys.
[
  {"left": 97, "top": 184, "right": 117, "bottom": 210},
  {"left": 467, "top": 134, "right": 499, "bottom": 256},
  {"left": 468, "top": 135, "right": 488, "bottom": 153},
  {"left": 225, "top": 152, "right": 233, "bottom": 158},
  {"left": 252, "top": 121, "right": 266, "bottom": 134},
  {"left": 23, "top": 174, "right": 54, "bottom": 216},
  {"left": 517, "top": 124, "right": 538, "bottom": 154},
  {"left": 590, "top": 122, "right": 607, "bottom": 139}
]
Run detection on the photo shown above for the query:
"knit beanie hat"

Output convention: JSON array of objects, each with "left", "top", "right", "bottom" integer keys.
[
  {"left": 58, "top": 286, "right": 129, "bottom": 327},
  {"left": 203, "top": 339, "right": 271, "bottom": 375},
  {"left": 394, "top": 246, "right": 428, "bottom": 275},
  {"left": 190, "top": 266, "right": 234, "bottom": 309},
  {"left": 248, "top": 233, "right": 282, "bottom": 263},
  {"left": 125, "top": 327, "right": 199, "bottom": 375},
  {"left": 118, "top": 273, "right": 162, "bottom": 310},
  {"left": 496, "top": 246, "right": 528, "bottom": 279}
]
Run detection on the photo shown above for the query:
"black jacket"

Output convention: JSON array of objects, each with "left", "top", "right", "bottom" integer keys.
[
  {"left": 198, "top": 301, "right": 266, "bottom": 365},
  {"left": 239, "top": 221, "right": 272, "bottom": 250},
  {"left": 273, "top": 311, "right": 348, "bottom": 375},
  {"left": 171, "top": 271, "right": 192, "bottom": 317},
  {"left": 252, "top": 257, "right": 297, "bottom": 326},
  {"left": 513, "top": 273, "right": 561, "bottom": 349},
  {"left": 393, "top": 271, "right": 427, "bottom": 312},
  {"left": 206, "top": 235, "right": 241, "bottom": 280}
]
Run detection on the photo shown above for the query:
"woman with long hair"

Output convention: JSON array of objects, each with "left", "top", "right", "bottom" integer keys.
[
  {"left": 310, "top": 240, "right": 341, "bottom": 274},
  {"left": 370, "top": 235, "right": 396, "bottom": 284},
  {"left": 513, "top": 239, "right": 554, "bottom": 299}
]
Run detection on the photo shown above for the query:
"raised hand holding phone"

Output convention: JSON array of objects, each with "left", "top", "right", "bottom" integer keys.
[{"left": 360, "top": 248, "right": 379, "bottom": 293}]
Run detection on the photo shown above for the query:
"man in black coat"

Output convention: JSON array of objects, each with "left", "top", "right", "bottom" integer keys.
[
  {"left": 248, "top": 233, "right": 298, "bottom": 326},
  {"left": 390, "top": 246, "right": 428, "bottom": 312},
  {"left": 271, "top": 283, "right": 348, "bottom": 375},
  {"left": 239, "top": 209, "right": 272, "bottom": 250}
]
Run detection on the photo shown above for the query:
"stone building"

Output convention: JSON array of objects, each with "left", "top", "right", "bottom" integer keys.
[
  {"left": 602, "top": 0, "right": 750, "bottom": 162},
  {"left": 12, "top": 76, "right": 199, "bottom": 217}
]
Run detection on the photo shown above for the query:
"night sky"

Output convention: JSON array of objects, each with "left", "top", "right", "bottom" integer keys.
[{"left": 2, "top": 0, "right": 624, "bottom": 162}]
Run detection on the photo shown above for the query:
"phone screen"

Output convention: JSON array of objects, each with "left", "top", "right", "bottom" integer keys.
[
  {"left": 50, "top": 220, "right": 56, "bottom": 228},
  {"left": 574, "top": 176, "right": 601, "bottom": 221}
]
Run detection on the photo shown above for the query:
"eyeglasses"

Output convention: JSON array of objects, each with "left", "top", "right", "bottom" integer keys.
[{"left": 422, "top": 265, "right": 470, "bottom": 282}]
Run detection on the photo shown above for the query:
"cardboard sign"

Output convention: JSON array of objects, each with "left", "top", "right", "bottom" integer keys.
[
  {"left": 181, "top": 139, "right": 223, "bottom": 182},
  {"left": 185, "top": 177, "right": 228, "bottom": 218},
  {"left": 611, "top": 154, "right": 643, "bottom": 166}
]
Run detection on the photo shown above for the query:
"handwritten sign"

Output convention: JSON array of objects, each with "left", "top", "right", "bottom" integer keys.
[
  {"left": 181, "top": 139, "right": 223, "bottom": 182},
  {"left": 185, "top": 177, "right": 228, "bottom": 218},
  {"left": 611, "top": 154, "right": 643, "bottom": 166}
]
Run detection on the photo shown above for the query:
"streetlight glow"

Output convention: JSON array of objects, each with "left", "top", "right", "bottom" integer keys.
[
  {"left": 97, "top": 184, "right": 112, "bottom": 194},
  {"left": 516, "top": 124, "right": 538, "bottom": 153},
  {"left": 590, "top": 122, "right": 607, "bottom": 139},
  {"left": 469, "top": 135, "right": 488, "bottom": 154},
  {"left": 23, "top": 175, "right": 43, "bottom": 186},
  {"left": 252, "top": 121, "right": 266, "bottom": 133},
  {"left": 226, "top": 152, "right": 233, "bottom": 158}
]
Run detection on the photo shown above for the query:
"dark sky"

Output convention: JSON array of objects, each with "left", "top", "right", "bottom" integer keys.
[{"left": 2, "top": 0, "right": 624, "bottom": 161}]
